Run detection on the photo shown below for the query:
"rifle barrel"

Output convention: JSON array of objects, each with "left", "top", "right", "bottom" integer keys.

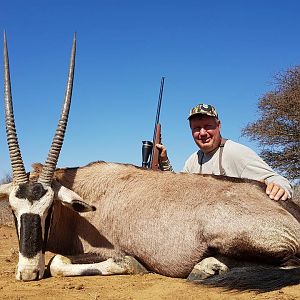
[{"left": 152, "top": 76, "right": 165, "bottom": 144}]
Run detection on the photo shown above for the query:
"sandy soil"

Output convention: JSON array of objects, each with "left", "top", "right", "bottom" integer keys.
[{"left": 0, "top": 225, "right": 299, "bottom": 300}]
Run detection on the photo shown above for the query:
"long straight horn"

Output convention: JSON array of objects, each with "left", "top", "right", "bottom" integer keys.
[
  {"left": 38, "top": 34, "right": 76, "bottom": 186},
  {"left": 3, "top": 32, "right": 28, "bottom": 184}
]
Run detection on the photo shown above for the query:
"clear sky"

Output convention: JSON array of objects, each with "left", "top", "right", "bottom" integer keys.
[{"left": 0, "top": 0, "right": 299, "bottom": 177}]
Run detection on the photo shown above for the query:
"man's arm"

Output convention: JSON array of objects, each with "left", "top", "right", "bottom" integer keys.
[{"left": 229, "top": 142, "right": 294, "bottom": 201}]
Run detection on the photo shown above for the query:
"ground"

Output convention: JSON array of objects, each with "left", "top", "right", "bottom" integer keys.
[{"left": 0, "top": 224, "right": 300, "bottom": 300}]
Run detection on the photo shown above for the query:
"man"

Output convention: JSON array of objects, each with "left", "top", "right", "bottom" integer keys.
[{"left": 156, "top": 103, "right": 293, "bottom": 201}]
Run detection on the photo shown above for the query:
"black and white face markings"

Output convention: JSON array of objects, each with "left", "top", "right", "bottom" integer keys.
[{"left": 9, "top": 182, "right": 54, "bottom": 281}]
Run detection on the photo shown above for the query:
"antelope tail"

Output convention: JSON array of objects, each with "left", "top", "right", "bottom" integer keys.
[{"left": 201, "top": 265, "right": 300, "bottom": 292}]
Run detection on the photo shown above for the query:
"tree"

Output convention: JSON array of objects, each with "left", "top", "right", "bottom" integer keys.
[{"left": 242, "top": 66, "right": 300, "bottom": 181}]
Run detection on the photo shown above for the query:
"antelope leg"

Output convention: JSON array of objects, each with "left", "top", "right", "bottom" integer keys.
[{"left": 49, "top": 254, "right": 148, "bottom": 277}]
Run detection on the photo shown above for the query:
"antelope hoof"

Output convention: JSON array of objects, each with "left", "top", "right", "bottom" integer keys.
[
  {"left": 187, "top": 257, "right": 229, "bottom": 281},
  {"left": 118, "top": 256, "right": 148, "bottom": 274}
]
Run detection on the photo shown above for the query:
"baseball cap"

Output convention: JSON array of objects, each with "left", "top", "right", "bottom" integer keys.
[{"left": 188, "top": 103, "right": 219, "bottom": 120}]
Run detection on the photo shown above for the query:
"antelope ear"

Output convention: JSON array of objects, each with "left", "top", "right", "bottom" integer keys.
[
  {"left": 0, "top": 183, "right": 13, "bottom": 200},
  {"left": 53, "top": 181, "right": 96, "bottom": 213}
]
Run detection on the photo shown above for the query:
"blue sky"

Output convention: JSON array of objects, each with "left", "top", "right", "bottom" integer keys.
[{"left": 0, "top": 0, "right": 299, "bottom": 177}]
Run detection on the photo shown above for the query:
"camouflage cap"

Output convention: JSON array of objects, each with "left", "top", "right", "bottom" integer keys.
[{"left": 188, "top": 103, "right": 219, "bottom": 120}]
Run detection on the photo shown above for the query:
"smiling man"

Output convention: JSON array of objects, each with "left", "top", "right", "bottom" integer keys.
[{"left": 156, "top": 103, "right": 293, "bottom": 201}]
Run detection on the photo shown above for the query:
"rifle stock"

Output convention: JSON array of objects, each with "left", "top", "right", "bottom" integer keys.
[{"left": 151, "top": 123, "right": 161, "bottom": 170}]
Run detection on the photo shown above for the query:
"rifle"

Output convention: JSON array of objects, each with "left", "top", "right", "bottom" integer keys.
[{"left": 142, "top": 77, "right": 165, "bottom": 170}]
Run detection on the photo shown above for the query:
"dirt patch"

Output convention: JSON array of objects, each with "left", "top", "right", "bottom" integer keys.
[
  {"left": 0, "top": 226, "right": 299, "bottom": 300},
  {"left": 0, "top": 200, "right": 13, "bottom": 226}
]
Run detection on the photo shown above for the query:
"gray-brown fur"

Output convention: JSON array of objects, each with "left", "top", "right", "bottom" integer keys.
[{"left": 31, "top": 161, "right": 300, "bottom": 279}]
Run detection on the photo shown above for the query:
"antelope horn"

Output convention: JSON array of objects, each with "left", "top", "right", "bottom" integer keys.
[
  {"left": 3, "top": 31, "right": 28, "bottom": 184},
  {"left": 38, "top": 34, "right": 76, "bottom": 186}
]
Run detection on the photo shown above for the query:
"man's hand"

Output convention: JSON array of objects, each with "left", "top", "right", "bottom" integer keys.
[
  {"left": 155, "top": 144, "right": 168, "bottom": 162},
  {"left": 265, "top": 182, "right": 289, "bottom": 201}
]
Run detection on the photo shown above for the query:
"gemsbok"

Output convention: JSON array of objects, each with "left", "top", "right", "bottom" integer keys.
[{"left": 1, "top": 33, "right": 300, "bottom": 292}]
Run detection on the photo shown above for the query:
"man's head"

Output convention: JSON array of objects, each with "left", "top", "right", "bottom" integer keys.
[{"left": 188, "top": 104, "right": 221, "bottom": 154}]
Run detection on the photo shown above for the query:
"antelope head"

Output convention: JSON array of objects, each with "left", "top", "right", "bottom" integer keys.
[{"left": 0, "top": 33, "right": 94, "bottom": 281}]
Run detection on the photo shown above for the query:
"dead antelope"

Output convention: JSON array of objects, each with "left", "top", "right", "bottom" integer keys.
[{"left": 1, "top": 34, "right": 300, "bottom": 292}]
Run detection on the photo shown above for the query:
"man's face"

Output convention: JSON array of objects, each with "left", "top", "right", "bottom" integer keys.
[{"left": 189, "top": 115, "right": 221, "bottom": 154}]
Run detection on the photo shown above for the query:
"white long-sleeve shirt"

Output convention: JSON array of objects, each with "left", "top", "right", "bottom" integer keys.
[{"left": 181, "top": 139, "right": 293, "bottom": 197}]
